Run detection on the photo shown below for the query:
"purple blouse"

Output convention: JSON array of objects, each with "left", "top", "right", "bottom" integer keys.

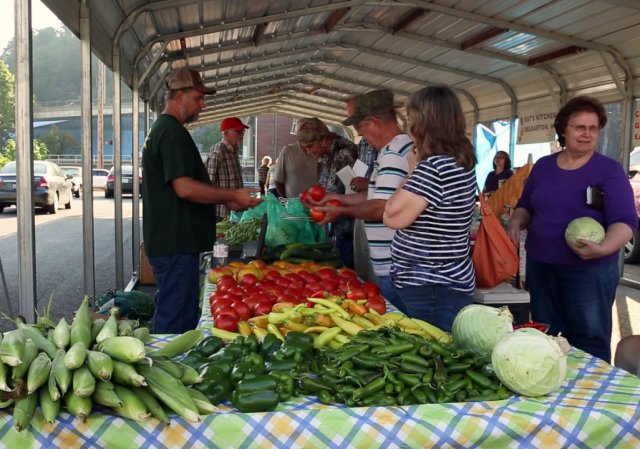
[{"left": 516, "top": 152, "right": 637, "bottom": 265}]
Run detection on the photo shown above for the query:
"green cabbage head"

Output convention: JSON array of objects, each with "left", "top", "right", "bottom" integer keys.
[
  {"left": 491, "top": 328, "right": 569, "bottom": 397},
  {"left": 451, "top": 304, "right": 513, "bottom": 356},
  {"left": 564, "top": 217, "right": 605, "bottom": 248}
]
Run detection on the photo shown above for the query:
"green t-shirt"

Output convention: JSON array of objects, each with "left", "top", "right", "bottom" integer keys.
[{"left": 142, "top": 114, "right": 216, "bottom": 257}]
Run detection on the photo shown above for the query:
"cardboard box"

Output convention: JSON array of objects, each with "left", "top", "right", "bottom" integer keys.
[{"left": 139, "top": 242, "right": 156, "bottom": 286}]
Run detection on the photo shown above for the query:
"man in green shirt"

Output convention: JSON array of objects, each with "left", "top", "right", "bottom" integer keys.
[{"left": 142, "top": 67, "right": 261, "bottom": 333}]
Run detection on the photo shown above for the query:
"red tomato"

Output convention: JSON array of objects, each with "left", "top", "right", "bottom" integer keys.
[
  {"left": 319, "top": 278, "right": 339, "bottom": 291},
  {"left": 326, "top": 199, "right": 342, "bottom": 207},
  {"left": 300, "top": 190, "right": 310, "bottom": 204},
  {"left": 263, "top": 270, "right": 281, "bottom": 281},
  {"left": 253, "top": 300, "right": 273, "bottom": 316},
  {"left": 362, "top": 281, "right": 381, "bottom": 298},
  {"left": 275, "top": 277, "right": 291, "bottom": 288},
  {"left": 226, "top": 286, "right": 245, "bottom": 297},
  {"left": 316, "top": 267, "right": 337, "bottom": 280},
  {"left": 231, "top": 301, "right": 252, "bottom": 321},
  {"left": 216, "top": 276, "right": 237, "bottom": 292},
  {"left": 214, "top": 305, "right": 240, "bottom": 320},
  {"left": 346, "top": 287, "right": 366, "bottom": 300},
  {"left": 365, "top": 295, "right": 387, "bottom": 315},
  {"left": 239, "top": 273, "right": 259, "bottom": 287},
  {"left": 299, "top": 272, "right": 320, "bottom": 284},
  {"left": 241, "top": 285, "right": 261, "bottom": 295},
  {"left": 310, "top": 207, "right": 325, "bottom": 223},
  {"left": 308, "top": 185, "right": 326, "bottom": 202},
  {"left": 211, "top": 297, "right": 234, "bottom": 311},
  {"left": 256, "top": 279, "right": 276, "bottom": 289},
  {"left": 338, "top": 267, "right": 358, "bottom": 279},
  {"left": 215, "top": 314, "right": 239, "bottom": 332},
  {"left": 283, "top": 273, "right": 302, "bottom": 283},
  {"left": 209, "top": 291, "right": 226, "bottom": 305},
  {"left": 304, "top": 282, "right": 321, "bottom": 294}
]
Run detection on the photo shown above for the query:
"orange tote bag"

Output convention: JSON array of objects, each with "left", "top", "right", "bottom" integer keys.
[{"left": 472, "top": 193, "right": 519, "bottom": 289}]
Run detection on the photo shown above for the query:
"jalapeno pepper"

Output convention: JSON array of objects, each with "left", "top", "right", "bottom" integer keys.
[
  {"left": 352, "top": 376, "right": 386, "bottom": 401},
  {"left": 399, "top": 352, "right": 432, "bottom": 368},
  {"left": 466, "top": 370, "right": 493, "bottom": 389},
  {"left": 317, "top": 389, "right": 334, "bottom": 404},
  {"left": 299, "top": 375, "right": 335, "bottom": 394}
]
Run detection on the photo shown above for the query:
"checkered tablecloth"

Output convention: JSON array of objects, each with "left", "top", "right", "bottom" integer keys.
[{"left": 2, "top": 278, "right": 639, "bottom": 448}]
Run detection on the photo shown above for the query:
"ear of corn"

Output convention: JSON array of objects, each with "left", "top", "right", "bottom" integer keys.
[
  {"left": 112, "top": 384, "right": 150, "bottom": 421},
  {"left": 132, "top": 327, "right": 150, "bottom": 343},
  {"left": 47, "top": 354, "right": 61, "bottom": 401},
  {"left": 17, "top": 323, "right": 59, "bottom": 359},
  {"left": 137, "top": 364, "right": 201, "bottom": 423},
  {"left": 0, "top": 359, "right": 10, "bottom": 391},
  {"left": 112, "top": 360, "right": 147, "bottom": 387},
  {"left": 70, "top": 296, "right": 93, "bottom": 349},
  {"left": 132, "top": 386, "right": 170, "bottom": 425},
  {"left": 12, "top": 338, "right": 38, "bottom": 380},
  {"left": 150, "top": 329, "right": 204, "bottom": 359},
  {"left": 91, "top": 318, "right": 106, "bottom": 343},
  {"left": 92, "top": 382, "right": 123, "bottom": 408},
  {"left": 147, "top": 358, "right": 183, "bottom": 379},
  {"left": 53, "top": 317, "right": 71, "bottom": 350},
  {"left": 186, "top": 387, "right": 217, "bottom": 414},
  {"left": 98, "top": 336, "right": 146, "bottom": 363},
  {"left": 117, "top": 320, "right": 135, "bottom": 337},
  {"left": 0, "top": 329, "right": 26, "bottom": 366},
  {"left": 72, "top": 366, "right": 96, "bottom": 398},
  {"left": 86, "top": 350, "right": 113, "bottom": 381},
  {"left": 64, "top": 341, "right": 87, "bottom": 370},
  {"left": 64, "top": 392, "right": 92, "bottom": 423},
  {"left": 53, "top": 349, "right": 72, "bottom": 394},
  {"left": 39, "top": 386, "right": 61, "bottom": 424},
  {"left": 95, "top": 308, "right": 118, "bottom": 344},
  {"left": 13, "top": 392, "right": 37, "bottom": 432},
  {"left": 26, "top": 352, "right": 52, "bottom": 394},
  {"left": 178, "top": 363, "right": 202, "bottom": 385}
]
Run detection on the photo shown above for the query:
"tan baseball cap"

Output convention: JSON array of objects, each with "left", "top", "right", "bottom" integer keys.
[
  {"left": 165, "top": 67, "right": 216, "bottom": 94},
  {"left": 342, "top": 89, "right": 395, "bottom": 126}
]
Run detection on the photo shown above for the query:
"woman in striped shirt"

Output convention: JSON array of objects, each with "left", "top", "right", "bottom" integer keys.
[{"left": 383, "top": 85, "right": 477, "bottom": 332}]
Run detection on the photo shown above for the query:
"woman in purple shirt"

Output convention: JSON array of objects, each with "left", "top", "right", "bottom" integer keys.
[{"left": 508, "top": 96, "right": 637, "bottom": 362}]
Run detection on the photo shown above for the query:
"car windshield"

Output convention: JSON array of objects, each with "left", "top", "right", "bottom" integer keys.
[
  {"left": 0, "top": 162, "right": 47, "bottom": 174},
  {"left": 63, "top": 167, "right": 80, "bottom": 176}
]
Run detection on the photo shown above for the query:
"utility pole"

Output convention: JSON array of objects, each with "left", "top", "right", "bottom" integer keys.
[{"left": 97, "top": 61, "right": 105, "bottom": 168}]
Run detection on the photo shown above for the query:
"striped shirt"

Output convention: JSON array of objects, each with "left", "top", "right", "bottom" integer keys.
[
  {"left": 364, "top": 134, "right": 412, "bottom": 276},
  {"left": 391, "top": 155, "right": 477, "bottom": 293}
]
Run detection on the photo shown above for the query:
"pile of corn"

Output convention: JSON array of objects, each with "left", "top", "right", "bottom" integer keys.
[{"left": 0, "top": 297, "right": 212, "bottom": 432}]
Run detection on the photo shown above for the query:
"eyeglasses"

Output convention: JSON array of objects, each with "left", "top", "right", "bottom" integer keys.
[
  {"left": 354, "top": 117, "right": 371, "bottom": 132},
  {"left": 567, "top": 124, "right": 600, "bottom": 135}
]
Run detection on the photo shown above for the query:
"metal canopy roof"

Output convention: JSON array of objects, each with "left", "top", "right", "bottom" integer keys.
[{"left": 41, "top": 0, "right": 639, "bottom": 127}]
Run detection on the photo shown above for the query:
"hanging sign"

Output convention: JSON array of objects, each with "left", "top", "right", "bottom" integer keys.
[
  {"left": 517, "top": 110, "right": 557, "bottom": 144},
  {"left": 634, "top": 102, "right": 640, "bottom": 147}
]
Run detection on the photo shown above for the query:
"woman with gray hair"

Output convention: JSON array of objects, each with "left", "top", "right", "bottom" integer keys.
[{"left": 297, "top": 117, "right": 358, "bottom": 268}]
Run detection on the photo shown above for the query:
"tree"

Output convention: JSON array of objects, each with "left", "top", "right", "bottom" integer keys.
[
  {"left": 0, "top": 139, "right": 48, "bottom": 168},
  {"left": 192, "top": 124, "right": 222, "bottom": 153},
  {"left": 38, "top": 125, "right": 80, "bottom": 155},
  {"left": 0, "top": 60, "right": 15, "bottom": 148}
]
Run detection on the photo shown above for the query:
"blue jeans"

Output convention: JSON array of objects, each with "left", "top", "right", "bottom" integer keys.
[
  {"left": 526, "top": 257, "right": 619, "bottom": 362},
  {"left": 395, "top": 284, "right": 474, "bottom": 332},
  {"left": 148, "top": 253, "right": 201, "bottom": 334},
  {"left": 335, "top": 234, "right": 355, "bottom": 269},
  {"left": 378, "top": 275, "right": 406, "bottom": 314}
]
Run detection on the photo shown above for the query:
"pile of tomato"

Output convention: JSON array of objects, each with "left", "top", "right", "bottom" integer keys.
[
  {"left": 208, "top": 264, "right": 386, "bottom": 332},
  {"left": 299, "top": 184, "right": 343, "bottom": 223}
]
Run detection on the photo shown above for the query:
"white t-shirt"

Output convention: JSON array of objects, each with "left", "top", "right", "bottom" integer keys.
[{"left": 272, "top": 143, "right": 318, "bottom": 198}]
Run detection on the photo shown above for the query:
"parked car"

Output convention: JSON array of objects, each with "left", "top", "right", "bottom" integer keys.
[
  {"left": 92, "top": 168, "right": 109, "bottom": 189},
  {"left": 104, "top": 165, "right": 142, "bottom": 198},
  {"left": 0, "top": 160, "right": 73, "bottom": 214},
  {"left": 61, "top": 166, "right": 82, "bottom": 198}
]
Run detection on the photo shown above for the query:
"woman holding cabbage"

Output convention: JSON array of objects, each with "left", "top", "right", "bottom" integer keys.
[
  {"left": 508, "top": 96, "right": 636, "bottom": 363},
  {"left": 383, "top": 85, "right": 477, "bottom": 332}
]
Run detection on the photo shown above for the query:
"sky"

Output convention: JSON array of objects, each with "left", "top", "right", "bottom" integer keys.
[{"left": 0, "top": 1, "right": 64, "bottom": 52}]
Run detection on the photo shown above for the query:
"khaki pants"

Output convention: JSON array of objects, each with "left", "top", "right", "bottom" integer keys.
[{"left": 353, "top": 218, "right": 377, "bottom": 283}]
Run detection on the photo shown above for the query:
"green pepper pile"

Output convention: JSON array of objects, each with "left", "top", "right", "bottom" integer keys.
[
  {"left": 306, "top": 327, "right": 511, "bottom": 406},
  {"left": 181, "top": 332, "right": 314, "bottom": 413},
  {"left": 180, "top": 327, "right": 511, "bottom": 413},
  {"left": 224, "top": 219, "right": 262, "bottom": 245}
]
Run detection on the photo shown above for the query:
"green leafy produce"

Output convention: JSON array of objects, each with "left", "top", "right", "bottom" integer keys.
[
  {"left": 224, "top": 219, "right": 262, "bottom": 245},
  {"left": 564, "top": 217, "right": 605, "bottom": 248},
  {"left": 451, "top": 304, "right": 513, "bottom": 357},
  {"left": 491, "top": 328, "right": 569, "bottom": 397}
]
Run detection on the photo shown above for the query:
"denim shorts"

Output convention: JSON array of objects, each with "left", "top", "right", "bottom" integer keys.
[
  {"left": 148, "top": 253, "right": 201, "bottom": 334},
  {"left": 526, "top": 257, "right": 619, "bottom": 362}
]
